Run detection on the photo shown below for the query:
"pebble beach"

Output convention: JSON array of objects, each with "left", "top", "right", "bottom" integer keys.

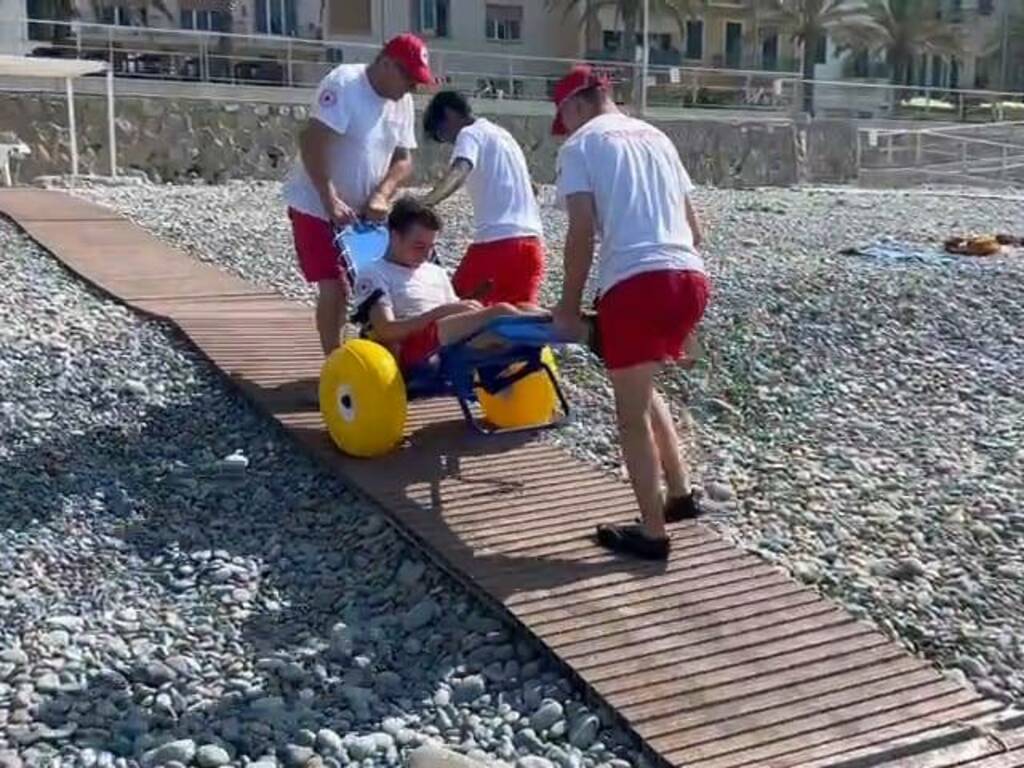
[{"left": 2, "top": 179, "right": 1023, "bottom": 768}]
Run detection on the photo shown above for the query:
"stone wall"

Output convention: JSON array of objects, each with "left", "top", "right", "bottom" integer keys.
[{"left": 0, "top": 92, "right": 859, "bottom": 187}]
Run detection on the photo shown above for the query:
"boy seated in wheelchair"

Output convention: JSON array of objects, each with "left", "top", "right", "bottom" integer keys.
[{"left": 351, "top": 197, "right": 548, "bottom": 371}]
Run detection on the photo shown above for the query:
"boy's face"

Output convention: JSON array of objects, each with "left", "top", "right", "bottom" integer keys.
[{"left": 390, "top": 223, "right": 438, "bottom": 267}]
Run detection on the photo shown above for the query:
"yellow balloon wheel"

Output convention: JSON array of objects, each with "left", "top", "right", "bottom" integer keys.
[
  {"left": 477, "top": 347, "right": 560, "bottom": 429},
  {"left": 319, "top": 339, "right": 407, "bottom": 458}
]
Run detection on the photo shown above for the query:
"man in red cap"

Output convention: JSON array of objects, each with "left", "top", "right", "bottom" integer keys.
[
  {"left": 283, "top": 33, "right": 434, "bottom": 356},
  {"left": 550, "top": 65, "right": 709, "bottom": 561}
]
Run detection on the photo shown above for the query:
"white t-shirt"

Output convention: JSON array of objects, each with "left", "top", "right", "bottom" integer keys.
[
  {"left": 451, "top": 118, "right": 543, "bottom": 244},
  {"left": 555, "top": 112, "right": 704, "bottom": 295},
  {"left": 283, "top": 64, "right": 417, "bottom": 220},
  {"left": 354, "top": 257, "right": 457, "bottom": 320}
]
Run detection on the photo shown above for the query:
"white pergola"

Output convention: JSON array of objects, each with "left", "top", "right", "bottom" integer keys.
[{"left": 0, "top": 54, "right": 117, "bottom": 180}]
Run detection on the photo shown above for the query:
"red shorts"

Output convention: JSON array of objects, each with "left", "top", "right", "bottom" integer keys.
[
  {"left": 288, "top": 207, "right": 344, "bottom": 283},
  {"left": 399, "top": 322, "right": 440, "bottom": 370},
  {"left": 452, "top": 236, "right": 544, "bottom": 305},
  {"left": 596, "top": 270, "right": 710, "bottom": 371}
]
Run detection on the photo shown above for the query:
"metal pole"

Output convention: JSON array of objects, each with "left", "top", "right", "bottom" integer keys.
[
  {"left": 65, "top": 77, "right": 79, "bottom": 181},
  {"left": 1000, "top": 0, "right": 1010, "bottom": 90},
  {"left": 640, "top": 0, "right": 650, "bottom": 116},
  {"left": 106, "top": 68, "right": 117, "bottom": 178}
]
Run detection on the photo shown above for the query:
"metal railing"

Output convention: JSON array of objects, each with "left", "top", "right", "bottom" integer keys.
[
  {"left": 858, "top": 121, "right": 1024, "bottom": 186},
  {"left": 4, "top": 17, "right": 1024, "bottom": 122}
]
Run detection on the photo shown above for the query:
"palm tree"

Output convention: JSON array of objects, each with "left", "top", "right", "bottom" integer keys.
[
  {"left": 547, "top": 0, "right": 706, "bottom": 104},
  {"left": 763, "top": 0, "right": 861, "bottom": 115},
  {"left": 833, "top": 0, "right": 961, "bottom": 87}
]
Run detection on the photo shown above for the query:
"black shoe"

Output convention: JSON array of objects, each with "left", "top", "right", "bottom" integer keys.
[
  {"left": 665, "top": 491, "right": 703, "bottom": 522},
  {"left": 595, "top": 524, "right": 670, "bottom": 561},
  {"left": 633, "top": 492, "right": 703, "bottom": 526}
]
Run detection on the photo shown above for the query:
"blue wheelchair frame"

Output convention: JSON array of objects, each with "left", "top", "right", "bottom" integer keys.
[{"left": 334, "top": 223, "right": 573, "bottom": 434}]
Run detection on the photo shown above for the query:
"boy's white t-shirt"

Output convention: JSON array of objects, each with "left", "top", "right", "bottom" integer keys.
[
  {"left": 451, "top": 118, "right": 543, "bottom": 244},
  {"left": 355, "top": 258, "right": 457, "bottom": 320},
  {"left": 283, "top": 63, "right": 417, "bottom": 220},
  {"left": 555, "top": 112, "right": 705, "bottom": 296}
]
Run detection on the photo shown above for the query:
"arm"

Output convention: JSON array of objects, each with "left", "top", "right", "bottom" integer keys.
[
  {"left": 420, "top": 158, "right": 473, "bottom": 208},
  {"left": 558, "top": 192, "right": 597, "bottom": 316},
  {"left": 365, "top": 148, "right": 414, "bottom": 220},
  {"left": 685, "top": 196, "right": 704, "bottom": 249},
  {"left": 299, "top": 119, "right": 355, "bottom": 225},
  {"left": 368, "top": 300, "right": 478, "bottom": 345}
]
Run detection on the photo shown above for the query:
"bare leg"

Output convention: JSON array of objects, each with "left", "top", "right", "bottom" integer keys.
[
  {"left": 436, "top": 303, "right": 548, "bottom": 347},
  {"left": 316, "top": 279, "right": 347, "bottom": 356},
  {"left": 650, "top": 391, "right": 689, "bottom": 499},
  {"left": 608, "top": 363, "right": 665, "bottom": 539}
]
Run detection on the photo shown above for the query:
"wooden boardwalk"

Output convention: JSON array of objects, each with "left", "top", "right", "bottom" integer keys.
[{"left": 3, "top": 188, "right": 1023, "bottom": 768}]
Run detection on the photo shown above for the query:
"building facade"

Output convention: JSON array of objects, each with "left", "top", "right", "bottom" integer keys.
[{"left": 2, "top": 0, "right": 1020, "bottom": 103}]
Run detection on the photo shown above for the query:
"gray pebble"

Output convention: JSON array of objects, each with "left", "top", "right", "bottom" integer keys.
[
  {"left": 142, "top": 739, "right": 196, "bottom": 767},
  {"left": 403, "top": 599, "right": 439, "bottom": 632},
  {"left": 196, "top": 745, "right": 231, "bottom": 768},
  {"left": 282, "top": 745, "right": 314, "bottom": 768}
]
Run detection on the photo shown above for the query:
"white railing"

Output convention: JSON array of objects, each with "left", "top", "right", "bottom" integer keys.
[
  {"left": 5, "top": 18, "right": 1024, "bottom": 121},
  {"left": 858, "top": 122, "right": 1024, "bottom": 186}
]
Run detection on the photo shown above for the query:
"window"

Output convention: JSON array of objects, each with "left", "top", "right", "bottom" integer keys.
[
  {"left": 603, "top": 30, "right": 622, "bottom": 53},
  {"left": 979, "top": 0, "right": 994, "bottom": 15},
  {"left": 255, "top": 0, "right": 297, "bottom": 36},
  {"left": 724, "top": 21, "right": 742, "bottom": 68},
  {"left": 974, "top": 56, "right": 989, "bottom": 88},
  {"left": 684, "top": 19, "right": 703, "bottom": 60},
  {"left": 486, "top": 4, "right": 522, "bottom": 42},
  {"left": 851, "top": 49, "right": 870, "bottom": 77},
  {"left": 631, "top": 32, "right": 671, "bottom": 49},
  {"left": 814, "top": 34, "right": 828, "bottom": 64},
  {"left": 413, "top": 0, "right": 449, "bottom": 37},
  {"left": 930, "top": 54, "right": 944, "bottom": 87},
  {"left": 98, "top": 5, "right": 134, "bottom": 25},
  {"left": 180, "top": 9, "right": 230, "bottom": 32},
  {"left": 327, "top": 0, "right": 371, "bottom": 36},
  {"left": 760, "top": 28, "right": 778, "bottom": 70}
]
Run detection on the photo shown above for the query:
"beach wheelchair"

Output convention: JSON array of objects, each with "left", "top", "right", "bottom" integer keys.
[{"left": 318, "top": 223, "right": 575, "bottom": 458}]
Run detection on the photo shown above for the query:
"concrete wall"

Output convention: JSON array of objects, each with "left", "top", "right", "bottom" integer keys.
[{"left": 0, "top": 91, "right": 859, "bottom": 187}]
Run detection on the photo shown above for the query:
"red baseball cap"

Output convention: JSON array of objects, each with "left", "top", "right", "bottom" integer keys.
[
  {"left": 551, "top": 64, "right": 610, "bottom": 135},
  {"left": 382, "top": 33, "right": 434, "bottom": 85}
]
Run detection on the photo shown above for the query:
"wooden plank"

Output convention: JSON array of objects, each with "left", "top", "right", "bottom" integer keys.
[
  {"left": 626, "top": 644, "right": 911, "bottom": 725},
  {"left": 652, "top": 668, "right": 946, "bottom": 754},
  {"left": 772, "top": 702, "right": 1009, "bottom": 768},
  {"left": 585, "top": 615, "right": 862, "bottom": 686},
  {"left": 612, "top": 633, "right": 893, "bottom": 710},
  {"left": 674, "top": 689, "right": 983, "bottom": 767}
]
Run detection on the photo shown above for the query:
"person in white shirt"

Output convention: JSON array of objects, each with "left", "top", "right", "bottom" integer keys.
[
  {"left": 550, "top": 65, "right": 711, "bottom": 561},
  {"left": 283, "top": 33, "right": 433, "bottom": 356},
  {"left": 355, "top": 198, "right": 548, "bottom": 370},
  {"left": 416, "top": 91, "right": 545, "bottom": 306}
]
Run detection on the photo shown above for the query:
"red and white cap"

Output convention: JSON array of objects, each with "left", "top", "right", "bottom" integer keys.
[
  {"left": 382, "top": 33, "right": 435, "bottom": 85},
  {"left": 551, "top": 64, "right": 610, "bottom": 136}
]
